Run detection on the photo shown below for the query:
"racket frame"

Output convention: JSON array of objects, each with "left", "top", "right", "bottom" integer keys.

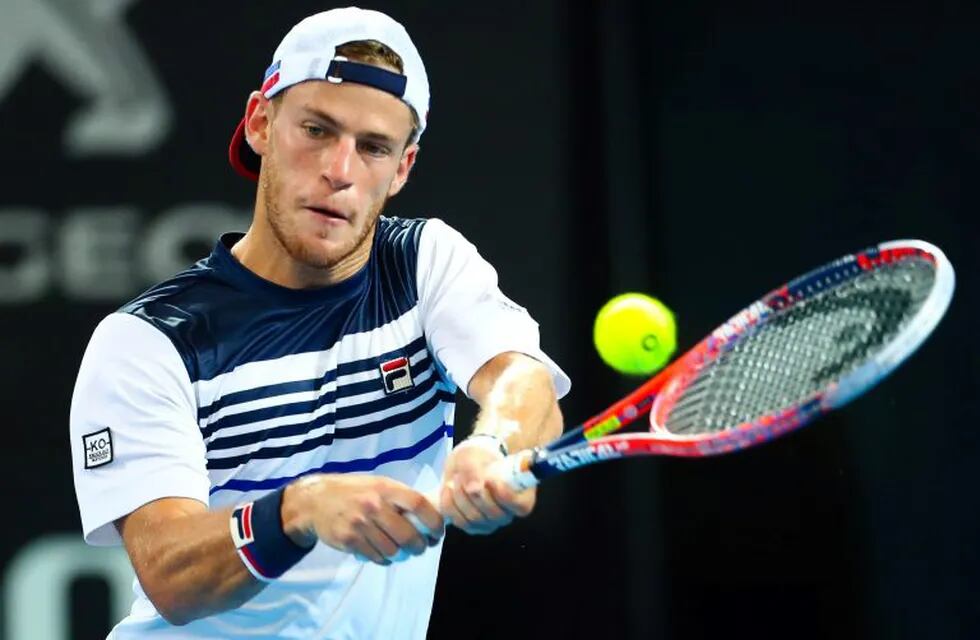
[{"left": 497, "top": 239, "right": 954, "bottom": 490}]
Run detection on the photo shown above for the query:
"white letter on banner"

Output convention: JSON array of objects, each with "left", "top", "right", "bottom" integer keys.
[
  {"left": 0, "top": 210, "right": 51, "bottom": 303},
  {"left": 2, "top": 534, "right": 133, "bottom": 639},
  {"left": 59, "top": 207, "right": 138, "bottom": 300},
  {"left": 142, "top": 203, "right": 249, "bottom": 283}
]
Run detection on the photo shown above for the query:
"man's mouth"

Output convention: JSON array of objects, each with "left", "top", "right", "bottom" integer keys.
[{"left": 305, "top": 205, "right": 348, "bottom": 221}]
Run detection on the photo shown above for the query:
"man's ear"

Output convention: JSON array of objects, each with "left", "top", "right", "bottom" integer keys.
[
  {"left": 388, "top": 143, "right": 419, "bottom": 197},
  {"left": 243, "top": 91, "right": 273, "bottom": 158}
]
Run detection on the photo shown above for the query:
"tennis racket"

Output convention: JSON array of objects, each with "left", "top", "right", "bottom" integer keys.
[{"left": 488, "top": 239, "right": 954, "bottom": 491}]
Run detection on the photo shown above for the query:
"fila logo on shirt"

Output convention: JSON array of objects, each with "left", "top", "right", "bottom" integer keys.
[{"left": 380, "top": 356, "right": 414, "bottom": 394}]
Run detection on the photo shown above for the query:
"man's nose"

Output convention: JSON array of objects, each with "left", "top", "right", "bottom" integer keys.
[{"left": 322, "top": 136, "right": 355, "bottom": 190}]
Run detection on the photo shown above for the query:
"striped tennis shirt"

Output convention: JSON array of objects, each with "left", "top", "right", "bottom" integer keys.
[{"left": 70, "top": 216, "right": 570, "bottom": 639}]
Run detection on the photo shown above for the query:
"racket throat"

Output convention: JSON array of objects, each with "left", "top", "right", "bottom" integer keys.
[{"left": 533, "top": 443, "right": 622, "bottom": 478}]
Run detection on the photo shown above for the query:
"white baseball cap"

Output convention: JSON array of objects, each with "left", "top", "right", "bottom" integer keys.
[{"left": 228, "top": 7, "right": 430, "bottom": 180}]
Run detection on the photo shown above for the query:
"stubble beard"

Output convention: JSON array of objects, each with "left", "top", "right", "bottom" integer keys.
[{"left": 261, "top": 156, "right": 388, "bottom": 271}]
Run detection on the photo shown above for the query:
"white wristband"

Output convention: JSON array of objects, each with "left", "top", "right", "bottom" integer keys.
[{"left": 460, "top": 433, "right": 509, "bottom": 457}]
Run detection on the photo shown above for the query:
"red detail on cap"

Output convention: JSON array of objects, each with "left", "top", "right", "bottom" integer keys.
[
  {"left": 381, "top": 357, "right": 408, "bottom": 372},
  {"left": 228, "top": 117, "right": 260, "bottom": 181},
  {"left": 260, "top": 71, "right": 280, "bottom": 95}
]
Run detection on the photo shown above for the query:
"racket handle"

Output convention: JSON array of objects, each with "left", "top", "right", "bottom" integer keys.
[
  {"left": 488, "top": 450, "right": 539, "bottom": 491},
  {"left": 405, "top": 506, "right": 440, "bottom": 537},
  {"left": 403, "top": 451, "right": 539, "bottom": 538},
  {"left": 396, "top": 494, "right": 441, "bottom": 562}
]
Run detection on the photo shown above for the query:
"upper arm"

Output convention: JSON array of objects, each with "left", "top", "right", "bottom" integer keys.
[
  {"left": 70, "top": 313, "right": 210, "bottom": 547},
  {"left": 415, "top": 218, "right": 571, "bottom": 400}
]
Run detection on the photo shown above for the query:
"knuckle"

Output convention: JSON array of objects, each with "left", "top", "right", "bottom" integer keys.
[
  {"left": 394, "top": 528, "right": 418, "bottom": 546},
  {"left": 378, "top": 540, "right": 398, "bottom": 557},
  {"left": 515, "top": 500, "right": 534, "bottom": 517},
  {"left": 356, "top": 496, "right": 382, "bottom": 516},
  {"left": 336, "top": 529, "right": 359, "bottom": 548},
  {"left": 402, "top": 539, "right": 425, "bottom": 556}
]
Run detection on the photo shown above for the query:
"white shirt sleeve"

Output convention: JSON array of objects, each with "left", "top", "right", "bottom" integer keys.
[
  {"left": 416, "top": 218, "right": 571, "bottom": 399},
  {"left": 70, "top": 313, "right": 210, "bottom": 546}
]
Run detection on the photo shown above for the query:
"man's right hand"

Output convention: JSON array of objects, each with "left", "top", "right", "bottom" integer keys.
[{"left": 281, "top": 474, "right": 444, "bottom": 565}]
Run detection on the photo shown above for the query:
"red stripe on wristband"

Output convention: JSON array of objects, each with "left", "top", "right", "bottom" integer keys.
[
  {"left": 238, "top": 543, "right": 270, "bottom": 578},
  {"left": 230, "top": 488, "right": 313, "bottom": 581},
  {"left": 242, "top": 503, "right": 253, "bottom": 539}
]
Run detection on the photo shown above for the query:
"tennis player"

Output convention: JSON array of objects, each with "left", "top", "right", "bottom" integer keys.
[{"left": 69, "top": 7, "right": 570, "bottom": 638}]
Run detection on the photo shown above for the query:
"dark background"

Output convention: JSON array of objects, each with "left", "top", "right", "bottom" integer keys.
[{"left": 0, "top": 1, "right": 976, "bottom": 638}]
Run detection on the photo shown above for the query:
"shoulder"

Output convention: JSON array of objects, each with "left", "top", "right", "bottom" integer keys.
[
  {"left": 114, "top": 258, "right": 229, "bottom": 382},
  {"left": 75, "top": 312, "right": 193, "bottom": 403},
  {"left": 118, "top": 258, "right": 223, "bottom": 319},
  {"left": 85, "top": 311, "right": 183, "bottom": 359},
  {"left": 416, "top": 217, "right": 469, "bottom": 246},
  {"left": 415, "top": 217, "right": 487, "bottom": 273},
  {"left": 415, "top": 217, "right": 493, "bottom": 285},
  {"left": 378, "top": 216, "right": 476, "bottom": 251},
  {"left": 375, "top": 215, "right": 429, "bottom": 247}
]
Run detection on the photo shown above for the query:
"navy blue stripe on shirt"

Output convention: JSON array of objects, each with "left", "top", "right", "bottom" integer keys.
[
  {"left": 205, "top": 389, "right": 455, "bottom": 470},
  {"left": 201, "top": 354, "right": 435, "bottom": 441},
  {"left": 124, "top": 218, "right": 427, "bottom": 384},
  {"left": 205, "top": 367, "right": 444, "bottom": 452},
  {"left": 208, "top": 421, "right": 452, "bottom": 495},
  {"left": 198, "top": 336, "right": 429, "bottom": 422}
]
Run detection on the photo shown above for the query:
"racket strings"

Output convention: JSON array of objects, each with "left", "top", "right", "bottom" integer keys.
[{"left": 663, "top": 257, "right": 936, "bottom": 435}]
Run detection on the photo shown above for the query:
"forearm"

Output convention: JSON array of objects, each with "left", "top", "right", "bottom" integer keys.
[
  {"left": 119, "top": 504, "right": 264, "bottom": 625},
  {"left": 440, "top": 353, "right": 562, "bottom": 532},
  {"left": 469, "top": 353, "right": 562, "bottom": 452},
  {"left": 121, "top": 475, "right": 443, "bottom": 625}
]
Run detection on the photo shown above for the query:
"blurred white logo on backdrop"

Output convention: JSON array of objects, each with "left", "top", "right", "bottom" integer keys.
[
  {"left": 3, "top": 535, "right": 134, "bottom": 640},
  {"left": 0, "top": 0, "right": 171, "bottom": 155},
  {"left": 0, "top": 205, "right": 249, "bottom": 303},
  {"left": 0, "top": 0, "right": 250, "bottom": 304}
]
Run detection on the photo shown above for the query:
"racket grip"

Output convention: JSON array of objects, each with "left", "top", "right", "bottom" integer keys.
[
  {"left": 488, "top": 451, "right": 539, "bottom": 492},
  {"left": 405, "top": 506, "right": 440, "bottom": 537},
  {"left": 396, "top": 492, "right": 442, "bottom": 562},
  {"left": 404, "top": 452, "right": 538, "bottom": 535}
]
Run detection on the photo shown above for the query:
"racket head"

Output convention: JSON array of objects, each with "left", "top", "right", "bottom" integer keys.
[{"left": 645, "top": 239, "right": 954, "bottom": 455}]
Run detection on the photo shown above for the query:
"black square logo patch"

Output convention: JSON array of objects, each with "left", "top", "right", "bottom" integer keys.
[{"left": 82, "top": 428, "right": 113, "bottom": 469}]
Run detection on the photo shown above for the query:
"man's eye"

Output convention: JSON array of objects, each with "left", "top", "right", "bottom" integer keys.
[
  {"left": 304, "top": 125, "right": 325, "bottom": 137},
  {"left": 360, "top": 142, "right": 390, "bottom": 157}
]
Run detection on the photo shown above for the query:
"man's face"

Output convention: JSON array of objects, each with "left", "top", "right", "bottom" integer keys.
[{"left": 250, "top": 80, "right": 417, "bottom": 269}]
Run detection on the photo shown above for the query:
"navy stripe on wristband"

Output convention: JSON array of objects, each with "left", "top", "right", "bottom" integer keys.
[{"left": 229, "top": 488, "right": 311, "bottom": 580}]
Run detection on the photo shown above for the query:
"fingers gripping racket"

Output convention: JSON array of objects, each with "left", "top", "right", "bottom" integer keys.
[{"left": 488, "top": 239, "right": 954, "bottom": 490}]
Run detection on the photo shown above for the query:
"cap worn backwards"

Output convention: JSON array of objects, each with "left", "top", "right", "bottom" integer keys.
[{"left": 228, "top": 7, "right": 429, "bottom": 181}]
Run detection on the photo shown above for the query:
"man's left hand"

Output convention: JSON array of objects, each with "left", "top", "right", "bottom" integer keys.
[{"left": 440, "top": 439, "right": 536, "bottom": 535}]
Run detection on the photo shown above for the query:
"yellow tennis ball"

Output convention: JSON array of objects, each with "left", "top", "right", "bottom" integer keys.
[{"left": 593, "top": 293, "right": 677, "bottom": 376}]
